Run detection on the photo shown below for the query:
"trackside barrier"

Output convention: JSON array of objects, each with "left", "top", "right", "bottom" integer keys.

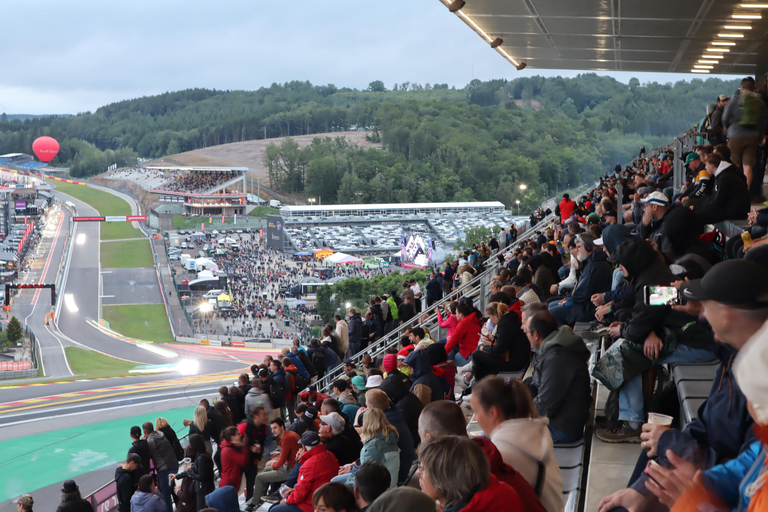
[{"left": 85, "top": 481, "right": 118, "bottom": 512}]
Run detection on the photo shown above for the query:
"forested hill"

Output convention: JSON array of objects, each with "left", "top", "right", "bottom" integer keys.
[{"left": 0, "top": 75, "right": 738, "bottom": 208}]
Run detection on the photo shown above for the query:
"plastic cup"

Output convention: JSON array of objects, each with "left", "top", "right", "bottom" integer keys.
[{"left": 647, "top": 413, "right": 673, "bottom": 426}]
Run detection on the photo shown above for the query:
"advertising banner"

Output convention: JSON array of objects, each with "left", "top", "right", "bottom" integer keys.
[{"left": 266, "top": 215, "right": 284, "bottom": 251}]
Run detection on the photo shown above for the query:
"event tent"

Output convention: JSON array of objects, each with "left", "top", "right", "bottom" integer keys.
[{"left": 324, "top": 252, "right": 363, "bottom": 265}]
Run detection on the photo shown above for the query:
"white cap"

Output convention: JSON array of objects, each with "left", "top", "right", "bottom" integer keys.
[
  {"left": 734, "top": 320, "right": 768, "bottom": 424},
  {"left": 365, "top": 375, "right": 383, "bottom": 388},
  {"left": 639, "top": 191, "right": 669, "bottom": 206},
  {"left": 594, "top": 237, "right": 604, "bottom": 246}
]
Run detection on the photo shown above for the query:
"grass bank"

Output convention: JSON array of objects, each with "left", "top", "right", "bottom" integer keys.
[
  {"left": 65, "top": 346, "right": 139, "bottom": 378},
  {"left": 52, "top": 181, "right": 143, "bottom": 240},
  {"left": 101, "top": 239, "right": 154, "bottom": 268},
  {"left": 103, "top": 304, "right": 175, "bottom": 343}
]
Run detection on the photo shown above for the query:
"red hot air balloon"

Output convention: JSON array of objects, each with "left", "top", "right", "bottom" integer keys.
[{"left": 32, "top": 136, "right": 60, "bottom": 163}]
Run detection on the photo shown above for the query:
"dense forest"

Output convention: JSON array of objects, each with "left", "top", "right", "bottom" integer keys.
[{"left": 0, "top": 75, "right": 738, "bottom": 207}]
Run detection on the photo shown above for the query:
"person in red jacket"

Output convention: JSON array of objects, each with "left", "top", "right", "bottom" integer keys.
[
  {"left": 418, "top": 435, "right": 523, "bottom": 512},
  {"left": 218, "top": 426, "right": 255, "bottom": 492},
  {"left": 418, "top": 400, "right": 545, "bottom": 512},
  {"left": 444, "top": 303, "right": 481, "bottom": 367},
  {"left": 559, "top": 194, "right": 576, "bottom": 224},
  {"left": 271, "top": 431, "right": 340, "bottom": 512}
]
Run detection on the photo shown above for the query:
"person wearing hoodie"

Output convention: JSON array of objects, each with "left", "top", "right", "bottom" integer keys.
[
  {"left": 334, "top": 315, "right": 350, "bottom": 356},
  {"left": 218, "top": 426, "right": 252, "bottom": 492},
  {"left": 444, "top": 303, "right": 481, "bottom": 367},
  {"left": 548, "top": 232, "right": 612, "bottom": 325},
  {"left": 272, "top": 431, "right": 339, "bottom": 512},
  {"left": 204, "top": 486, "right": 240, "bottom": 512},
  {"left": 693, "top": 152, "right": 751, "bottom": 224},
  {"left": 281, "top": 347, "right": 310, "bottom": 379},
  {"left": 404, "top": 349, "right": 444, "bottom": 407},
  {"left": 116, "top": 454, "right": 141, "bottom": 512},
  {"left": 365, "top": 389, "right": 415, "bottom": 486},
  {"left": 335, "top": 407, "right": 401, "bottom": 489},
  {"left": 417, "top": 435, "right": 524, "bottom": 512},
  {"left": 142, "top": 423, "right": 178, "bottom": 512},
  {"left": 470, "top": 377, "right": 564, "bottom": 512},
  {"left": 418, "top": 400, "right": 546, "bottom": 512},
  {"left": 594, "top": 238, "right": 716, "bottom": 443},
  {"left": 244, "top": 378, "right": 272, "bottom": 419},
  {"left": 130, "top": 475, "right": 165, "bottom": 512},
  {"left": 523, "top": 311, "right": 592, "bottom": 443}
]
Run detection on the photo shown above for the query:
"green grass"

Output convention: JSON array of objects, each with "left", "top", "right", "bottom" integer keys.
[
  {"left": 52, "top": 181, "right": 144, "bottom": 239},
  {"left": 248, "top": 206, "right": 280, "bottom": 216},
  {"left": 103, "top": 304, "right": 175, "bottom": 343},
  {"left": 101, "top": 239, "right": 154, "bottom": 268},
  {"left": 172, "top": 215, "right": 265, "bottom": 230},
  {"left": 65, "top": 346, "right": 139, "bottom": 378}
]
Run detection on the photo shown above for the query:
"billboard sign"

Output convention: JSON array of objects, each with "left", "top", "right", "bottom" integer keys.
[{"left": 266, "top": 215, "right": 284, "bottom": 251}]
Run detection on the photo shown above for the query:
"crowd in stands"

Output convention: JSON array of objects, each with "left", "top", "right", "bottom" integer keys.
[
  {"left": 162, "top": 171, "right": 240, "bottom": 194},
  {"left": 36, "top": 77, "right": 768, "bottom": 512}
]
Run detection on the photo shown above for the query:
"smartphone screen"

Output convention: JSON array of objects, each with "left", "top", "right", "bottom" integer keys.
[{"left": 644, "top": 285, "right": 679, "bottom": 306}]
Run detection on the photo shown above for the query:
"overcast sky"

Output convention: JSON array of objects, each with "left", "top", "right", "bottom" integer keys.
[{"left": 0, "top": 0, "right": 738, "bottom": 115}]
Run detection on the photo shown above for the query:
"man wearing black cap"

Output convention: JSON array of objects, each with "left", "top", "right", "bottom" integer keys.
[
  {"left": 115, "top": 454, "right": 141, "bottom": 512},
  {"left": 598, "top": 259, "right": 768, "bottom": 512},
  {"left": 127, "top": 426, "right": 150, "bottom": 481},
  {"left": 709, "top": 94, "right": 728, "bottom": 146}
]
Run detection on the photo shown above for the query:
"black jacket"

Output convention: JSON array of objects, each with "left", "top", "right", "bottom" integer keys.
[
  {"left": 324, "top": 434, "right": 358, "bottom": 465},
  {"left": 483, "top": 308, "right": 530, "bottom": 371},
  {"left": 696, "top": 164, "right": 750, "bottom": 224},
  {"left": 640, "top": 203, "right": 704, "bottom": 263},
  {"left": 115, "top": 466, "right": 136, "bottom": 512},
  {"left": 295, "top": 351, "right": 317, "bottom": 378},
  {"left": 128, "top": 439, "right": 151, "bottom": 480},
  {"left": 57, "top": 500, "right": 94, "bottom": 512},
  {"left": 614, "top": 238, "right": 714, "bottom": 350},
  {"left": 222, "top": 394, "right": 243, "bottom": 425},
  {"left": 526, "top": 326, "right": 592, "bottom": 439},
  {"left": 568, "top": 250, "right": 613, "bottom": 322},
  {"left": 176, "top": 452, "right": 216, "bottom": 502}
]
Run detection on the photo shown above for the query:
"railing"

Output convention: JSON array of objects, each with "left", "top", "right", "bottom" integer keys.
[{"left": 315, "top": 209, "right": 562, "bottom": 394}]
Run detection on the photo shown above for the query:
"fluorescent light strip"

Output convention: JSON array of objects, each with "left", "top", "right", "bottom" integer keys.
[
  {"left": 691, "top": 70, "right": 710, "bottom": 73},
  {"left": 733, "top": 13, "right": 762, "bottom": 18},
  {"left": 739, "top": 3, "right": 768, "bottom": 7},
  {"left": 711, "top": 41, "right": 737, "bottom": 46},
  {"left": 717, "top": 33, "right": 745, "bottom": 38},
  {"left": 698, "top": 60, "right": 719, "bottom": 64},
  {"left": 694, "top": 65, "right": 714, "bottom": 69},
  {"left": 724, "top": 25, "right": 752, "bottom": 29},
  {"left": 707, "top": 48, "right": 730, "bottom": 52}
]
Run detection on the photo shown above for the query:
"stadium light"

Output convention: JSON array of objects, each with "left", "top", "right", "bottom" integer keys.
[
  {"left": 490, "top": 37, "right": 503, "bottom": 48},
  {"left": 732, "top": 13, "right": 762, "bottom": 19},
  {"left": 711, "top": 41, "right": 737, "bottom": 46},
  {"left": 724, "top": 25, "right": 752, "bottom": 29},
  {"left": 519, "top": 184, "right": 527, "bottom": 191},
  {"left": 691, "top": 69, "right": 710, "bottom": 74},
  {"left": 698, "top": 60, "right": 719, "bottom": 64},
  {"left": 447, "top": 0, "right": 465, "bottom": 12},
  {"left": 694, "top": 65, "right": 714, "bottom": 69},
  {"left": 739, "top": 3, "right": 768, "bottom": 7},
  {"left": 717, "top": 33, "right": 745, "bottom": 37},
  {"left": 707, "top": 48, "right": 730, "bottom": 52}
]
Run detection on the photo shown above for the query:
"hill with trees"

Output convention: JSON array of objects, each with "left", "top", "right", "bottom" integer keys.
[{"left": 0, "top": 75, "right": 738, "bottom": 209}]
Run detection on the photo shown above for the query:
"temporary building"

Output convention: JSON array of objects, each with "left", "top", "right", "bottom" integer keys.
[{"left": 324, "top": 252, "right": 363, "bottom": 266}]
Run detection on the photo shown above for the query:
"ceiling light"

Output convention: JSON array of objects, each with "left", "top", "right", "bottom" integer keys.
[
  {"left": 447, "top": 0, "right": 465, "bottom": 12},
  {"left": 691, "top": 69, "right": 710, "bottom": 74},
  {"left": 717, "top": 33, "right": 745, "bottom": 38},
  {"left": 733, "top": 13, "right": 762, "bottom": 19},
  {"left": 711, "top": 41, "right": 737, "bottom": 46},
  {"left": 490, "top": 37, "right": 503, "bottom": 48},
  {"left": 698, "top": 59, "right": 719, "bottom": 64},
  {"left": 694, "top": 65, "right": 714, "bottom": 69},
  {"left": 739, "top": 3, "right": 768, "bottom": 7},
  {"left": 724, "top": 25, "right": 752, "bottom": 29},
  {"left": 707, "top": 47, "right": 730, "bottom": 52}
]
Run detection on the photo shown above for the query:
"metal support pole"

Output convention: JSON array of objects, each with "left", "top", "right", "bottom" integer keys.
[{"left": 673, "top": 139, "right": 683, "bottom": 194}]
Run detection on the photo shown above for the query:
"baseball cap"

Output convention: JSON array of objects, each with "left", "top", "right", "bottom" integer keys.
[
  {"left": 351, "top": 375, "right": 367, "bottom": 391},
  {"left": 319, "top": 412, "right": 345, "bottom": 433},
  {"left": 344, "top": 359, "right": 355, "bottom": 367},
  {"left": 299, "top": 430, "right": 321, "bottom": 448},
  {"left": 683, "top": 152, "right": 700, "bottom": 166},
  {"left": 683, "top": 260, "right": 768, "bottom": 307},
  {"left": 303, "top": 407, "right": 318, "bottom": 421},
  {"left": 365, "top": 375, "right": 383, "bottom": 388},
  {"left": 718, "top": 94, "right": 729, "bottom": 101},
  {"left": 639, "top": 191, "right": 669, "bottom": 206},
  {"left": 126, "top": 453, "right": 143, "bottom": 469},
  {"left": 130, "top": 425, "right": 142, "bottom": 437},
  {"left": 298, "top": 390, "right": 311, "bottom": 401}
]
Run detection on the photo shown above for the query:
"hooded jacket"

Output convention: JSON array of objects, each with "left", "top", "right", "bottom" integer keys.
[
  {"left": 700, "top": 441, "right": 764, "bottom": 512},
  {"left": 490, "top": 418, "right": 564, "bottom": 512},
  {"left": 204, "top": 485, "right": 240, "bottom": 512},
  {"left": 405, "top": 350, "right": 444, "bottom": 407},
  {"left": 386, "top": 296, "right": 399, "bottom": 320},
  {"left": 115, "top": 466, "right": 136, "bottom": 512},
  {"left": 695, "top": 162, "right": 750, "bottom": 224},
  {"left": 444, "top": 475, "right": 524, "bottom": 512},
  {"left": 614, "top": 238, "right": 715, "bottom": 351},
  {"left": 284, "top": 351, "right": 310, "bottom": 379},
  {"left": 384, "top": 406, "right": 415, "bottom": 485},
  {"left": 218, "top": 439, "right": 249, "bottom": 489},
  {"left": 568, "top": 250, "right": 612, "bottom": 322},
  {"left": 244, "top": 385, "right": 271, "bottom": 418},
  {"left": 146, "top": 431, "right": 179, "bottom": 473},
  {"left": 473, "top": 437, "right": 546, "bottom": 512},
  {"left": 287, "top": 444, "right": 339, "bottom": 512},
  {"left": 336, "top": 319, "right": 350, "bottom": 354},
  {"left": 352, "top": 429, "right": 401, "bottom": 489},
  {"left": 527, "top": 326, "right": 592, "bottom": 439},
  {"left": 445, "top": 312, "right": 481, "bottom": 359},
  {"left": 129, "top": 491, "right": 165, "bottom": 512}
]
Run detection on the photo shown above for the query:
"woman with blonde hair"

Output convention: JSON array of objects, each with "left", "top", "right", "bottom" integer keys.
[
  {"left": 155, "top": 417, "right": 183, "bottom": 461},
  {"left": 335, "top": 407, "right": 400, "bottom": 488},
  {"left": 184, "top": 406, "right": 213, "bottom": 454}
]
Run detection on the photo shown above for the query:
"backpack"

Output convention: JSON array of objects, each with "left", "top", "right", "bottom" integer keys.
[
  {"left": 735, "top": 91, "right": 762, "bottom": 127},
  {"left": 287, "top": 368, "right": 308, "bottom": 395},
  {"left": 311, "top": 349, "right": 327, "bottom": 377},
  {"left": 269, "top": 380, "right": 285, "bottom": 408}
]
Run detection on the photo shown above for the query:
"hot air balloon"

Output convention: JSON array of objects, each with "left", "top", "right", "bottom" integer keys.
[{"left": 32, "top": 136, "right": 59, "bottom": 163}]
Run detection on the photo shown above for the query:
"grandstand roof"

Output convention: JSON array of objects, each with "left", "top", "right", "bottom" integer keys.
[
  {"left": 0, "top": 153, "right": 24, "bottom": 158},
  {"left": 439, "top": 0, "right": 768, "bottom": 75},
  {"left": 143, "top": 166, "right": 248, "bottom": 173},
  {"left": 281, "top": 201, "right": 506, "bottom": 212}
]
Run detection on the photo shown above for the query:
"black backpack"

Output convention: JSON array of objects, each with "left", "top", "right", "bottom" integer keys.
[
  {"left": 287, "top": 368, "right": 309, "bottom": 394},
  {"left": 269, "top": 380, "right": 285, "bottom": 408},
  {"left": 311, "top": 349, "right": 327, "bottom": 377}
]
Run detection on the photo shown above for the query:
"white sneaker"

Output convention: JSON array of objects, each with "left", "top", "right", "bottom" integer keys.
[{"left": 458, "top": 362, "right": 474, "bottom": 374}]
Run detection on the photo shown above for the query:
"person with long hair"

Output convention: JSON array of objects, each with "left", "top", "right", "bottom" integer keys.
[
  {"left": 469, "top": 377, "right": 563, "bottom": 512},
  {"left": 155, "top": 417, "right": 183, "bottom": 461},
  {"left": 417, "top": 436, "right": 523, "bottom": 512},
  {"left": 335, "top": 408, "right": 400, "bottom": 489},
  {"left": 218, "top": 426, "right": 253, "bottom": 492},
  {"left": 214, "top": 400, "right": 233, "bottom": 427},
  {"left": 184, "top": 406, "right": 212, "bottom": 453},
  {"left": 171, "top": 434, "right": 215, "bottom": 512},
  {"left": 57, "top": 481, "right": 93, "bottom": 512},
  {"left": 130, "top": 475, "right": 165, "bottom": 512},
  {"left": 470, "top": 302, "right": 530, "bottom": 382}
]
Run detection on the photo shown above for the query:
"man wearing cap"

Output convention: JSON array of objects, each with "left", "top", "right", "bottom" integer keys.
[
  {"left": 272, "top": 431, "right": 339, "bottom": 512},
  {"left": 127, "top": 426, "right": 151, "bottom": 482},
  {"left": 639, "top": 191, "right": 703, "bottom": 263},
  {"left": 598, "top": 259, "right": 767, "bottom": 512},
  {"left": 709, "top": 94, "right": 728, "bottom": 146},
  {"left": 116, "top": 454, "right": 141, "bottom": 512},
  {"left": 319, "top": 411, "right": 357, "bottom": 465},
  {"left": 351, "top": 375, "right": 368, "bottom": 407},
  {"left": 288, "top": 407, "right": 318, "bottom": 437}
]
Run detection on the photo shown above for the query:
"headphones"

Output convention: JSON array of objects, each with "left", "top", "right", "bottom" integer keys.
[{"left": 575, "top": 234, "right": 593, "bottom": 252}]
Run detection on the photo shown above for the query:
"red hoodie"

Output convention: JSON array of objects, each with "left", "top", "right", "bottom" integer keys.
[
  {"left": 446, "top": 313, "right": 481, "bottom": 359},
  {"left": 286, "top": 444, "right": 339, "bottom": 512},
  {"left": 456, "top": 474, "right": 524, "bottom": 512},
  {"left": 473, "top": 437, "right": 546, "bottom": 512},
  {"left": 218, "top": 439, "right": 249, "bottom": 489},
  {"left": 284, "top": 363, "right": 299, "bottom": 400}
]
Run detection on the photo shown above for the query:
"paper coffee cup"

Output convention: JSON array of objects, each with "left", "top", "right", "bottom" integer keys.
[{"left": 647, "top": 413, "right": 673, "bottom": 426}]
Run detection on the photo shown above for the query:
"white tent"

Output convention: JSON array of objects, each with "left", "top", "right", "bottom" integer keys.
[
  {"left": 324, "top": 252, "right": 364, "bottom": 265},
  {"left": 197, "top": 270, "right": 215, "bottom": 279}
]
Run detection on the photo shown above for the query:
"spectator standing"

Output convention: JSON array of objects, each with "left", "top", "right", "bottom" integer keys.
[
  {"left": 335, "top": 315, "right": 350, "bottom": 356},
  {"left": 115, "top": 454, "right": 142, "bottom": 512},
  {"left": 143, "top": 422, "right": 178, "bottom": 512},
  {"left": 558, "top": 194, "right": 576, "bottom": 224},
  {"left": 15, "top": 495, "right": 33, "bottom": 512},
  {"left": 128, "top": 426, "right": 151, "bottom": 481},
  {"left": 709, "top": 94, "right": 728, "bottom": 146},
  {"left": 172, "top": 434, "right": 215, "bottom": 512},
  {"left": 155, "top": 418, "right": 184, "bottom": 461},
  {"left": 425, "top": 273, "right": 442, "bottom": 307},
  {"left": 56, "top": 481, "right": 94, "bottom": 512},
  {"left": 238, "top": 408, "right": 268, "bottom": 503},
  {"left": 722, "top": 76, "right": 768, "bottom": 187},
  {"left": 348, "top": 309, "right": 363, "bottom": 355}
]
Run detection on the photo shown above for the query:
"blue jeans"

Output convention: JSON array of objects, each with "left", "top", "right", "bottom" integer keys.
[
  {"left": 548, "top": 300, "right": 574, "bottom": 325},
  {"left": 156, "top": 470, "right": 173, "bottom": 512},
  {"left": 548, "top": 424, "right": 580, "bottom": 444},
  {"left": 270, "top": 505, "right": 304, "bottom": 512},
  {"left": 618, "top": 345, "right": 716, "bottom": 422},
  {"left": 448, "top": 347, "right": 471, "bottom": 367}
]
